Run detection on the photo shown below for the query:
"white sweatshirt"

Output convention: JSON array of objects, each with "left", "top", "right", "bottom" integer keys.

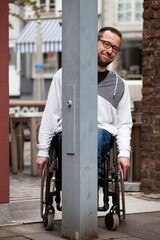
[{"left": 37, "top": 68, "right": 132, "bottom": 158}]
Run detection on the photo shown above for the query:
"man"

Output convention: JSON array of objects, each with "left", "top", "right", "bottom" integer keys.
[{"left": 36, "top": 27, "right": 132, "bottom": 179}]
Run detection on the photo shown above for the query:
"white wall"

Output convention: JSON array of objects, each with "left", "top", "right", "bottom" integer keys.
[
  {"left": 9, "top": 4, "right": 22, "bottom": 97},
  {"left": 126, "top": 80, "right": 142, "bottom": 109},
  {"left": 9, "top": 4, "right": 22, "bottom": 45},
  {"left": 9, "top": 66, "right": 20, "bottom": 96}
]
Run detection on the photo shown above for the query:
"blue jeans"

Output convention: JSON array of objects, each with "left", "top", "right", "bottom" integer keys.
[
  {"left": 98, "top": 128, "right": 112, "bottom": 175},
  {"left": 57, "top": 129, "right": 111, "bottom": 174}
]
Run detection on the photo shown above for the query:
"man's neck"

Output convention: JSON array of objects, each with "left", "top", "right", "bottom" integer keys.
[{"left": 98, "top": 66, "right": 108, "bottom": 72}]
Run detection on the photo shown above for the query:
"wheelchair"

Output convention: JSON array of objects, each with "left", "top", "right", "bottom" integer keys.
[{"left": 40, "top": 133, "right": 125, "bottom": 231}]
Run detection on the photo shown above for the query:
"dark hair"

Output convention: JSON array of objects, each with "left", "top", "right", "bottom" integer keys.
[{"left": 98, "top": 27, "right": 122, "bottom": 40}]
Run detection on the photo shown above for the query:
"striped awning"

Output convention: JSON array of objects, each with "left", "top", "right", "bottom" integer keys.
[{"left": 16, "top": 19, "right": 62, "bottom": 53}]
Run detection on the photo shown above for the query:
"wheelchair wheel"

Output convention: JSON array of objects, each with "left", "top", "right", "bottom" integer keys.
[
  {"left": 43, "top": 211, "right": 55, "bottom": 231},
  {"left": 119, "top": 171, "right": 125, "bottom": 220},
  {"left": 40, "top": 168, "right": 55, "bottom": 229},
  {"left": 105, "top": 212, "right": 119, "bottom": 231},
  {"left": 41, "top": 168, "right": 46, "bottom": 218}
]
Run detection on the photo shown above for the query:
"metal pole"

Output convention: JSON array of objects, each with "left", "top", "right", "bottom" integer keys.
[
  {"left": 33, "top": 19, "right": 45, "bottom": 100},
  {"left": 62, "top": 0, "right": 98, "bottom": 239}
]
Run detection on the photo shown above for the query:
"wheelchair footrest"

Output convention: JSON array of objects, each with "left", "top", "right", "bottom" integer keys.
[{"left": 98, "top": 204, "right": 109, "bottom": 212}]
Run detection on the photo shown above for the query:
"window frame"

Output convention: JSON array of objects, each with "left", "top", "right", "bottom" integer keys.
[
  {"left": 115, "top": 0, "right": 143, "bottom": 24},
  {"left": 37, "top": 0, "right": 55, "bottom": 13}
]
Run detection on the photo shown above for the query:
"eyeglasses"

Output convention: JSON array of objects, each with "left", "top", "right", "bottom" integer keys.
[{"left": 98, "top": 39, "right": 121, "bottom": 54}]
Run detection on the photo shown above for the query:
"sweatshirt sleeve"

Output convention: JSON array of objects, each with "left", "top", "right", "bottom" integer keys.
[
  {"left": 116, "top": 81, "right": 133, "bottom": 159},
  {"left": 37, "top": 69, "right": 62, "bottom": 158}
]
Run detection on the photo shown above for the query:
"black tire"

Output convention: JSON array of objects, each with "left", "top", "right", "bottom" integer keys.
[{"left": 105, "top": 212, "right": 119, "bottom": 231}]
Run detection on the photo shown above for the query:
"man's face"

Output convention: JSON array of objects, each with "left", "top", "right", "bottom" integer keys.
[{"left": 98, "top": 30, "right": 121, "bottom": 71}]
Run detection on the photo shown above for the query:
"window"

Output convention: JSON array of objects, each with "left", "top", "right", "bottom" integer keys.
[
  {"left": 118, "top": 40, "right": 142, "bottom": 80},
  {"left": 135, "top": 1, "right": 142, "bottom": 22},
  {"left": 116, "top": 0, "right": 143, "bottom": 23},
  {"left": 50, "top": 0, "right": 55, "bottom": 12},
  {"left": 38, "top": 0, "right": 55, "bottom": 12}
]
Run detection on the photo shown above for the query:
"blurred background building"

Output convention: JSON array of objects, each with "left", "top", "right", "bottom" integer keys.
[{"left": 9, "top": 0, "right": 143, "bottom": 107}]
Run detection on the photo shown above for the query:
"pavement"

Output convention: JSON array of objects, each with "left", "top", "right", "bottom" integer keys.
[
  {"left": 1, "top": 212, "right": 160, "bottom": 240},
  {"left": 0, "top": 142, "right": 160, "bottom": 239}
]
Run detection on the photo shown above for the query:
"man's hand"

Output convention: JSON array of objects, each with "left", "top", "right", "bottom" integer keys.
[
  {"left": 36, "top": 156, "right": 48, "bottom": 176},
  {"left": 118, "top": 157, "right": 130, "bottom": 179}
]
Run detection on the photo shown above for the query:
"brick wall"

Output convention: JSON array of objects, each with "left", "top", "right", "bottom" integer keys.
[{"left": 141, "top": 0, "right": 160, "bottom": 192}]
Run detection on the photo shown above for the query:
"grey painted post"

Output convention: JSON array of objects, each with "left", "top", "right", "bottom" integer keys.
[
  {"left": 62, "top": 0, "right": 98, "bottom": 239},
  {"left": 33, "top": 19, "right": 45, "bottom": 100}
]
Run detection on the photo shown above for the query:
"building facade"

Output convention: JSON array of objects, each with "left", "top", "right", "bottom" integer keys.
[
  {"left": 101, "top": 0, "right": 143, "bottom": 78},
  {"left": 9, "top": 0, "right": 62, "bottom": 98}
]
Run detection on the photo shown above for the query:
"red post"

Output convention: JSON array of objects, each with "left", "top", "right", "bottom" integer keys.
[{"left": 0, "top": 0, "right": 9, "bottom": 203}]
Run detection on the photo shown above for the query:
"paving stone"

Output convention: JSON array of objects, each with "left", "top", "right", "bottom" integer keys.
[
  {"left": 0, "top": 204, "right": 11, "bottom": 225},
  {"left": 0, "top": 237, "right": 29, "bottom": 240}
]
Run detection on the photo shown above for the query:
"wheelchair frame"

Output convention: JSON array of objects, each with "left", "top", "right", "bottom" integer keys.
[
  {"left": 98, "top": 138, "right": 125, "bottom": 230},
  {"left": 40, "top": 134, "right": 125, "bottom": 231}
]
